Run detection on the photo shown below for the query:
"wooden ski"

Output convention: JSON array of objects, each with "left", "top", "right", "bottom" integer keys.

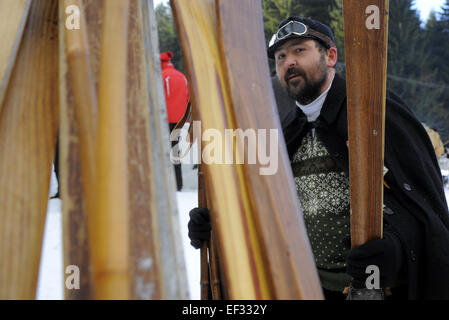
[
  {"left": 60, "top": 0, "right": 188, "bottom": 299},
  {"left": 0, "top": 0, "right": 59, "bottom": 299},
  {"left": 198, "top": 163, "right": 223, "bottom": 300},
  {"left": 88, "top": 0, "right": 131, "bottom": 299},
  {"left": 139, "top": 0, "right": 189, "bottom": 299},
  {"left": 343, "top": 0, "right": 389, "bottom": 298},
  {"left": 59, "top": 0, "right": 99, "bottom": 299},
  {"left": 172, "top": 0, "right": 323, "bottom": 299},
  {"left": 344, "top": 0, "right": 389, "bottom": 249},
  {"left": 127, "top": 0, "right": 188, "bottom": 299},
  {"left": 198, "top": 164, "right": 210, "bottom": 300},
  {"left": 0, "top": 0, "right": 31, "bottom": 110}
]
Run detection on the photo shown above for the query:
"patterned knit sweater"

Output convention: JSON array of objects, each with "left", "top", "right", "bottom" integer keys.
[{"left": 292, "top": 129, "right": 352, "bottom": 291}]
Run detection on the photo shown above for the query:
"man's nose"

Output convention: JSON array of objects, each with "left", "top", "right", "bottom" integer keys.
[{"left": 284, "top": 54, "right": 297, "bottom": 68}]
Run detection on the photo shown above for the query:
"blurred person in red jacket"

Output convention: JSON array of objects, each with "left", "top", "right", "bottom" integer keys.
[{"left": 161, "top": 51, "right": 190, "bottom": 191}]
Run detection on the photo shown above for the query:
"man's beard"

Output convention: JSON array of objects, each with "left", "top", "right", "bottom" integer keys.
[{"left": 284, "top": 58, "right": 328, "bottom": 105}]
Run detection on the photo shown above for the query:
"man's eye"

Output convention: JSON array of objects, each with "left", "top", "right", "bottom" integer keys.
[
  {"left": 295, "top": 48, "right": 303, "bottom": 53},
  {"left": 277, "top": 54, "right": 285, "bottom": 60}
]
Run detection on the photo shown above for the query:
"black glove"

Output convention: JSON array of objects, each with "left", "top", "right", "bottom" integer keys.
[
  {"left": 346, "top": 231, "right": 403, "bottom": 289},
  {"left": 188, "top": 207, "right": 212, "bottom": 249}
]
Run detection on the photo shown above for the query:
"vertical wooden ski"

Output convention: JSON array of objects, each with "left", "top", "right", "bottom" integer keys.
[
  {"left": 344, "top": 0, "right": 389, "bottom": 248},
  {"left": 59, "top": 0, "right": 100, "bottom": 299},
  {"left": 0, "top": 0, "right": 31, "bottom": 110},
  {"left": 127, "top": 0, "right": 188, "bottom": 300},
  {"left": 0, "top": 0, "right": 59, "bottom": 299},
  {"left": 198, "top": 164, "right": 210, "bottom": 300},
  {"left": 198, "top": 163, "right": 223, "bottom": 300},
  {"left": 128, "top": 0, "right": 163, "bottom": 300},
  {"left": 140, "top": 0, "right": 189, "bottom": 299},
  {"left": 343, "top": 0, "right": 389, "bottom": 298},
  {"left": 92, "top": 0, "right": 131, "bottom": 299},
  {"left": 172, "top": 0, "right": 323, "bottom": 299}
]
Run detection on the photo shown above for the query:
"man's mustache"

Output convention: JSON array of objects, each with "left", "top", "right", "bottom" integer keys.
[{"left": 284, "top": 68, "right": 306, "bottom": 84}]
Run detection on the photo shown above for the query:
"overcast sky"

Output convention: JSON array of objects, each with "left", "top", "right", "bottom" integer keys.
[
  {"left": 414, "top": 0, "right": 446, "bottom": 21},
  {"left": 153, "top": 0, "right": 447, "bottom": 23}
]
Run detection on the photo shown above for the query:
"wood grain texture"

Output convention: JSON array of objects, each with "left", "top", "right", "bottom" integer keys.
[
  {"left": 141, "top": 0, "right": 188, "bottom": 299},
  {"left": 216, "top": 0, "right": 322, "bottom": 300},
  {"left": 208, "top": 233, "right": 222, "bottom": 299},
  {"left": 198, "top": 166, "right": 210, "bottom": 300},
  {"left": 343, "top": 0, "right": 389, "bottom": 247},
  {"left": 172, "top": 0, "right": 264, "bottom": 299},
  {"left": 59, "top": 0, "right": 100, "bottom": 299},
  {"left": 64, "top": 0, "right": 98, "bottom": 207},
  {"left": 94, "top": 0, "right": 131, "bottom": 299},
  {"left": 127, "top": 0, "right": 163, "bottom": 300},
  {"left": 60, "top": 0, "right": 187, "bottom": 299},
  {"left": 0, "top": 0, "right": 31, "bottom": 110},
  {"left": 0, "top": 0, "right": 59, "bottom": 299},
  {"left": 172, "top": 0, "right": 322, "bottom": 299}
]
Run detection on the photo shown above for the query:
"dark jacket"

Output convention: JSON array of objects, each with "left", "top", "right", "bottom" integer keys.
[
  {"left": 280, "top": 74, "right": 449, "bottom": 299},
  {"left": 271, "top": 76, "right": 296, "bottom": 123}
]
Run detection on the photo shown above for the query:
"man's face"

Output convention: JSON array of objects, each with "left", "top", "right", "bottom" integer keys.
[{"left": 274, "top": 38, "right": 329, "bottom": 105}]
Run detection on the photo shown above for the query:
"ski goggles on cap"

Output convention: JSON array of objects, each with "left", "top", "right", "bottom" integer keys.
[
  {"left": 269, "top": 20, "right": 336, "bottom": 51},
  {"left": 269, "top": 21, "right": 308, "bottom": 46}
]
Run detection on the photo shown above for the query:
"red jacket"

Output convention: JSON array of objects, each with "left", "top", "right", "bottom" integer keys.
[{"left": 161, "top": 52, "right": 190, "bottom": 123}]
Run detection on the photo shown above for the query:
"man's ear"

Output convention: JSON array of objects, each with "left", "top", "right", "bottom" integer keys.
[{"left": 327, "top": 47, "right": 338, "bottom": 68}]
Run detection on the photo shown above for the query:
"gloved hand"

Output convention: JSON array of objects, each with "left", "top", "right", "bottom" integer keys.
[
  {"left": 346, "top": 231, "right": 403, "bottom": 289},
  {"left": 188, "top": 207, "right": 212, "bottom": 249}
]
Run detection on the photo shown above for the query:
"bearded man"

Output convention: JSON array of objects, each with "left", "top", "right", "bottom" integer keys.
[{"left": 188, "top": 16, "right": 449, "bottom": 300}]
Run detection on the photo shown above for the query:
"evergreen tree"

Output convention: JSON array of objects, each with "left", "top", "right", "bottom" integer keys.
[
  {"left": 426, "top": 1, "right": 449, "bottom": 83},
  {"left": 423, "top": 1, "right": 449, "bottom": 142},
  {"left": 387, "top": 0, "right": 422, "bottom": 81},
  {"left": 329, "top": 0, "right": 345, "bottom": 64},
  {"left": 262, "top": 0, "right": 304, "bottom": 44},
  {"left": 155, "top": 3, "right": 185, "bottom": 73},
  {"left": 386, "top": 0, "right": 449, "bottom": 140},
  {"left": 297, "top": 0, "right": 335, "bottom": 27},
  {"left": 441, "top": 0, "right": 449, "bottom": 29},
  {"left": 438, "top": 0, "right": 449, "bottom": 88}
]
